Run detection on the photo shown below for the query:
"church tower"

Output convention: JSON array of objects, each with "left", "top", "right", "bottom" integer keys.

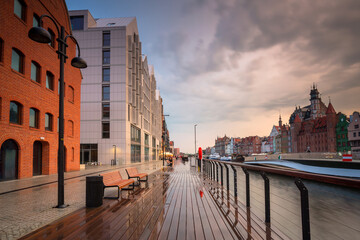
[
  {"left": 279, "top": 115, "right": 283, "bottom": 127},
  {"left": 310, "top": 83, "right": 322, "bottom": 119}
]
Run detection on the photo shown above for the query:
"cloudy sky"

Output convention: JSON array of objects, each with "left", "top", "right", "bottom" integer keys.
[{"left": 66, "top": 0, "right": 360, "bottom": 153}]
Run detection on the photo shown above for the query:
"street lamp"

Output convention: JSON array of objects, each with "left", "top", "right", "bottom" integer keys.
[
  {"left": 28, "top": 15, "right": 87, "bottom": 208},
  {"left": 113, "top": 145, "right": 116, "bottom": 166},
  {"left": 194, "top": 124, "right": 197, "bottom": 155}
]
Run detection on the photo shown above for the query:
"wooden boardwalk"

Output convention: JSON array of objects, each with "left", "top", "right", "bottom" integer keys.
[{"left": 21, "top": 160, "right": 286, "bottom": 240}]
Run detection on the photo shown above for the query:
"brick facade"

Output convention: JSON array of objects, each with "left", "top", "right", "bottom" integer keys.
[{"left": 0, "top": 0, "right": 82, "bottom": 180}]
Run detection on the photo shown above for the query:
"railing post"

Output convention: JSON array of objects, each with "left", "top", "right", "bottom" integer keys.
[
  {"left": 224, "top": 164, "right": 229, "bottom": 191},
  {"left": 260, "top": 172, "right": 270, "bottom": 224},
  {"left": 220, "top": 163, "right": 224, "bottom": 186},
  {"left": 231, "top": 165, "right": 237, "bottom": 198},
  {"left": 212, "top": 161, "right": 215, "bottom": 180},
  {"left": 216, "top": 162, "right": 219, "bottom": 182},
  {"left": 295, "top": 178, "right": 311, "bottom": 240},
  {"left": 242, "top": 167, "right": 250, "bottom": 207}
]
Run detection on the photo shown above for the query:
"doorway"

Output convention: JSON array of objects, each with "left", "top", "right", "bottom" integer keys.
[
  {"left": 0, "top": 139, "right": 19, "bottom": 181},
  {"left": 33, "top": 141, "right": 42, "bottom": 176}
]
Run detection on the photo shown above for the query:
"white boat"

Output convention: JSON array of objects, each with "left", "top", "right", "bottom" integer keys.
[
  {"left": 209, "top": 153, "right": 220, "bottom": 160},
  {"left": 220, "top": 156, "right": 232, "bottom": 161}
]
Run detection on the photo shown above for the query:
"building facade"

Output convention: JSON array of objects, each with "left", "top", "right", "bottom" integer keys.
[
  {"left": 336, "top": 113, "right": 350, "bottom": 153},
  {"left": 348, "top": 112, "right": 360, "bottom": 158},
  {"left": 215, "top": 135, "right": 230, "bottom": 156},
  {"left": 69, "top": 10, "right": 162, "bottom": 165},
  {"left": 0, "top": 0, "right": 82, "bottom": 180}
]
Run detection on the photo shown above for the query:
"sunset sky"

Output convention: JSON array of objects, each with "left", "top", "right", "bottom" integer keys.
[{"left": 66, "top": 0, "right": 360, "bottom": 153}]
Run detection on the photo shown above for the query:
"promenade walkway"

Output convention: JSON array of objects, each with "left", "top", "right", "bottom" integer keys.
[
  {"left": 19, "top": 159, "right": 286, "bottom": 240},
  {"left": 0, "top": 161, "right": 163, "bottom": 240}
]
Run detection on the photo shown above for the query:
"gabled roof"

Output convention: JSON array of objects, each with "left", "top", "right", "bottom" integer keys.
[
  {"left": 326, "top": 102, "right": 336, "bottom": 114},
  {"left": 294, "top": 114, "right": 302, "bottom": 123}
]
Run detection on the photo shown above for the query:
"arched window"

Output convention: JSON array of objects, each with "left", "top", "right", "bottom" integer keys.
[
  {"left": 0, "top": 38, "right": 3, "bottom": 63},
  {"left": 68, "top": 86, "right": 74, "bottom": 103},
  {"left": 0, "top": 139, "right": 19, "bottom": 181},
  {"left": 31, "top": 61, "right": 41, "bottom": 83},
  {"left": 33, "top": 13, "right": 40, "bottom": 27},
  {"left": 29, "top": 108, "right": 39, "bottom": 128},
  {"left": 45, "top": 113, "right": 53, "bottom": 131},
  {"left": 48, "top": 29, "right": 56, "bottom": 48},
  {"left": 9, "top": 101, "right": 22, "bottom": 124},
  {"left": 68, "top": 120, "right": 74, "bottom": 137},
  {"left": 11, "top": 48, "right": 24, "bottom": 73},
  {"left": 46, "top": 71, "right": 54, "bottom": 90}
]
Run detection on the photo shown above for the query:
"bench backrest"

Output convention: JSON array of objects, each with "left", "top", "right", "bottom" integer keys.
[
  {"left": 100, "top": 171, "right": 123, "bottom": 185},
  {"left": 125, "top": 167, "right": 139, "bottom": 177}
]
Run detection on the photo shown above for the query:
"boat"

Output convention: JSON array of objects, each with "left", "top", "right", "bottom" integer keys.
[
  {"left": 220, "top": 156, "right": 232, "bottom": 161},
  {"left": 209, "top": 153, "right": 220, "bottom": 160}
]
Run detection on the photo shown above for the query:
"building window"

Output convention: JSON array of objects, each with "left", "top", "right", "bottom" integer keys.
[
  {"left": 71, "top": 147, "right": 75, "bottom": 162},
  {"left": 102, "top": 122, "right": 110, "bottom": 138},
  {"left": 103, "top": 50, "right": 110, "bottom": 64},
  {"left": 29, "top": 108, "right": 39, "bottom": 128},
  {"left": 131, "top": 145, "right": 141, "bottom": 163},
  {"left": 102, "top": 68, "right": 110, "bottom": 82},
  {"left": 355, "top": 125, "right": 359, "bottom": 129},
  {"left": 68, "top": 120, "right": 74, "bottom": 136},
  {"left": 102, "top": 85, "right": 110, "bottom": 100},
  {"left": 131, "top": 125, "right": 141, "bottom": 143},
  {"left": 45, "top": 113, "right": 53, "bottom": 131},
  {"left": 145, "top": 147, "right": 149, "bottom": 161},
  {"left": 354, "top": 132, "right": 357, "bottom": 137},
  {"left": 11, "top": 48, "right": 24, "bottom": 73},
  {"left": 103, "top": 32, "right": 110, "bottom": 46},
  {"left": 68, "top": 86, "right": 74, "bottom": 102},
  {"left": 0, "top": 38, "right": 3, "bottom": 62},
  {"left": 33, "top": 14, "right": 40, "bottom": 27},
  {"left": 152, "top": 137, "right": 156, "bottom": 147},
  {"left": 14, "top": 0, "right": 26, "bottom": 21},
  {"left": 70, "top": 16, "right": 84, "bottom": 30},
  {"left": 46, "top": 71, "right": 54, "bottom": 90},
  {"left": 48, "top": 29, "right": 55, "bottom": 48},
  {"left": 31, "top": 61, "right": 41, "bottom": 83},
  {"left": 9, "top": 101, "right": 22, "bottom": 124},
  {"left": 358, "top": 132, "right": 360, "bottom": 137},
  {"left": 145, "top": 133, "right": 149, "bottom": 146},
  {"left": 102, "top": 103, "right": 110, "bottom": 119}
]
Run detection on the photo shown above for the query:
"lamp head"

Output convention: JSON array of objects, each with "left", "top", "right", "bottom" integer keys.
[
  {"left": 28, "top": 27, "right": 51, "bottom": 43},
  {"left": 71, "top": 57, "right": 87, "bottom": 69}
]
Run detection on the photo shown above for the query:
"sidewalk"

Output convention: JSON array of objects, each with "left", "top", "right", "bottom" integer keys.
[{"left": 0, "top": 161, "right": 164, "bottom": 240}]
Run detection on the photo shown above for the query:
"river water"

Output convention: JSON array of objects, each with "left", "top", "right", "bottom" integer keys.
[{"left": 206, "top": 163, "right": 360, "bottom": 239}]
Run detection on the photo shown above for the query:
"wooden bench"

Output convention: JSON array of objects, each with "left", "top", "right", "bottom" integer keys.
[
  {"left": 100, "top": 171, "right": 135, "bottom": 199},
  {"left": 125, "top": 167, "right": 148, "bottom": 185}
]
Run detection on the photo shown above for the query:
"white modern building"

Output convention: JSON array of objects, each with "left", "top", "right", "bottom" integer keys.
[{"left": 69, "top": 10, "right": 163, "bottom": 165}]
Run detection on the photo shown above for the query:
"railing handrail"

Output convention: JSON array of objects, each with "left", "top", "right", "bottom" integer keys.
[{"left": 204, "top": 159, "right": 360, "bottom": 189}]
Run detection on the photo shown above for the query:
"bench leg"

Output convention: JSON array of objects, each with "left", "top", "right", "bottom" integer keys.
[
  {"left": 103, "top": 186, "right": 120, "bottom": 199},
  {"left": 139, "top": 175, "right": 148, "bottom": 182},
  {"left": 122, "top": 182, "right": 135, "bottom": 190}
]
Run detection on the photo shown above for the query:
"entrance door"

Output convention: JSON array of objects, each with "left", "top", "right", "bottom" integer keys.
[
  {"left": 82, "top": 150, "right": 91, "bottom": 164},
  {"left": 0, "top": 140, "right": 18, "bottom": 181},
  {"left": 33, "top": 141, "right": 42, "bottom": 176}
]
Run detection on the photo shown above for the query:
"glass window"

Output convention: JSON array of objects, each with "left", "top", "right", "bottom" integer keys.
[
  {"left": 145, "top": 134, "right": 149, "bottom": 146},
  {"left": 14, "top": 0, "right": 26, "bottom": 21},
  {"left": 45, "top": 113, "right": 53, "bottom": 131},
  {"left": 31, "top": 61, "right": 40, "bottom": 83},
  {"left": 103, "top": 32, "right": 110, "bottom": 46},
  {"left": 355, "top": 125, "right": 359, "bottom": 129},
  {"left": 354, "top": 132, "right": 357, "bottom": 137},
  {"left": 48, "top": 29, "right": 55, "bottom": 48},
  {"left": 152, "top": 137, "right": 156, "bottom": 147},
  {"left": 102, "top": 122, "right": 110, "bottom": 138},
  {"left": 131, "top": 125, "right": 141, "bottom": 143},
  {"left": 70, "top": 16, "right": 84, "bottom": 30},
  {"left": 145, "top": 147, "right": 149, "bottom": 161},
  {"left": 102, "top": 68, "right": 110, "bottom": 82},
  {"left": 68, "top": 86, "right": 74, "bottom": 102},
  {"left": 33, "top": 14, "right": 40, "bottom": 27},
  {"left": 9, "top": 101, "right": 22, "bottom": 124},
  {"left": 131, "top": 145, "right": 141, "bottom": 163},
  {"left": 103, "top": 50, "right": 110, "bottom": 64},
  {"left": 29, "top": 108, "right": 39, "bottom": 128},
  {"left": 46, "top": 71, "right": 54, "bottom": 90},
  {"left": 102, "top": 85, "right": 110, "bottom": 100},
  {"left": 11, "top": 49, "right": 24, "bottom": 73},
  {"left": 102, "top": 103, "right": 110, "bottom": 119}
]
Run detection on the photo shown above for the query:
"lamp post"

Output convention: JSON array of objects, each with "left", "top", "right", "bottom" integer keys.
[
  {"left": 194, "top": 124, "right": 197, "bottom": 155},
  {"left": 28, "top": 15, "right": 87, "bottom": 208},
  {"left": 113, "top": 145, "right": 116, "bottom": 165}
]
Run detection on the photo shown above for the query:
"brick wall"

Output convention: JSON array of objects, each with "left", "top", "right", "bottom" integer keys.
[{"left": 0, "top": 0, "right": 82, "bottom": 179}]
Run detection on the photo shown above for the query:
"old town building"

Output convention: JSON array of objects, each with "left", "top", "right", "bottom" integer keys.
[
  {"left": 336, "top": 113, "right": 351, "bottom": 153},
  {"left": 0, "top": 0, "right": 82, "bottom": 180},
  {"left": 215, "top": 135, "right": 230, "bottom": 156},
  {"left": 348, "top": 112, "right": 360, "bottom": 158}
]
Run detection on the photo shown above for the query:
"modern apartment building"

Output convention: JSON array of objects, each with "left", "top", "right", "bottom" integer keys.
[
  {"left": 0, "top": 0, "right": 82, "bottom": 180},
  {"left": 69, "top": 10, "right": 163, "bottom": 165}
]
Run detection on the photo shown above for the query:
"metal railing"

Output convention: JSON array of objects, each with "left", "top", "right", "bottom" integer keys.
[{"left": 202, "top": 159, "right": 360, "bottom": 240}]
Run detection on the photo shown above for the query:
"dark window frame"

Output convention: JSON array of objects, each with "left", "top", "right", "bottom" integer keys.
[
  {"left": 102, "top": 122, "right": 110, "bottom": 138},
  {"left": 14, "top": 0, "right": 26, "bottom": 22},
  {"left": 70, "top": 16, "right": 84, "bottom": 31},
  {"left": 68, "top": 85, "right": 74, "bottom": 102},
  {"left": 11, "top": 48, "right": 25, "bottom": 74},
  {"left": 9, "top": 101, "right": 22, "bottom": 125},
  {"left": 33, "top": 13, "right": 40, "bottom": 27},
  {"left": 103, "top": 32, "right": 110, "bottom": 47},
  {"left": 29, "top": 108, "right": 39, "bottom": 128},
  {"left": 45, "top": 113, "right": 53, "bottom": 131},
  {"left": 103, "top": 50, "right": 110, "bottom": 64},
  {"left": 48, "top": 28, "right": 56, "bottom": 48},
  {"left": 31, "top": 61, "right": 41, "bottom": 83},
  {"left": 102, "top": 85, "right": 110, "bottom": 100},
  {"left": 46, "top": 71, "right": 54, "bottom": 90},
  {"left": 102, "top": 103, "right": 110, "bottom": 119},
  {"left": 102, "top": 68, "right": 110, "bottom": 82}
]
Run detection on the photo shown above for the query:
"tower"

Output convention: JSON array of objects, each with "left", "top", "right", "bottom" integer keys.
[
  {"left": 326, "top": 101, "right": 337, "bottom": 152},
  {"left": 279, "top": 115, "right": 283, "bottom": 127},
  {"left": 310, "top": 83, "right": 322, "bottom": 119}
]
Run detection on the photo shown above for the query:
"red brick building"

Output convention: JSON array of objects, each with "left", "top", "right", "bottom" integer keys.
[
  {"left": 0, "top": 0, "right": 82, "bottom": 180},
  {"left": 236, "top": 136, "right": 262, "bottom": 156}
]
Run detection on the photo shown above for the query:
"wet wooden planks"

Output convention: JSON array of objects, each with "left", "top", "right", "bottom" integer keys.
[{"left": 20, "top": 161, "right": 287, "bottom": 240}]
